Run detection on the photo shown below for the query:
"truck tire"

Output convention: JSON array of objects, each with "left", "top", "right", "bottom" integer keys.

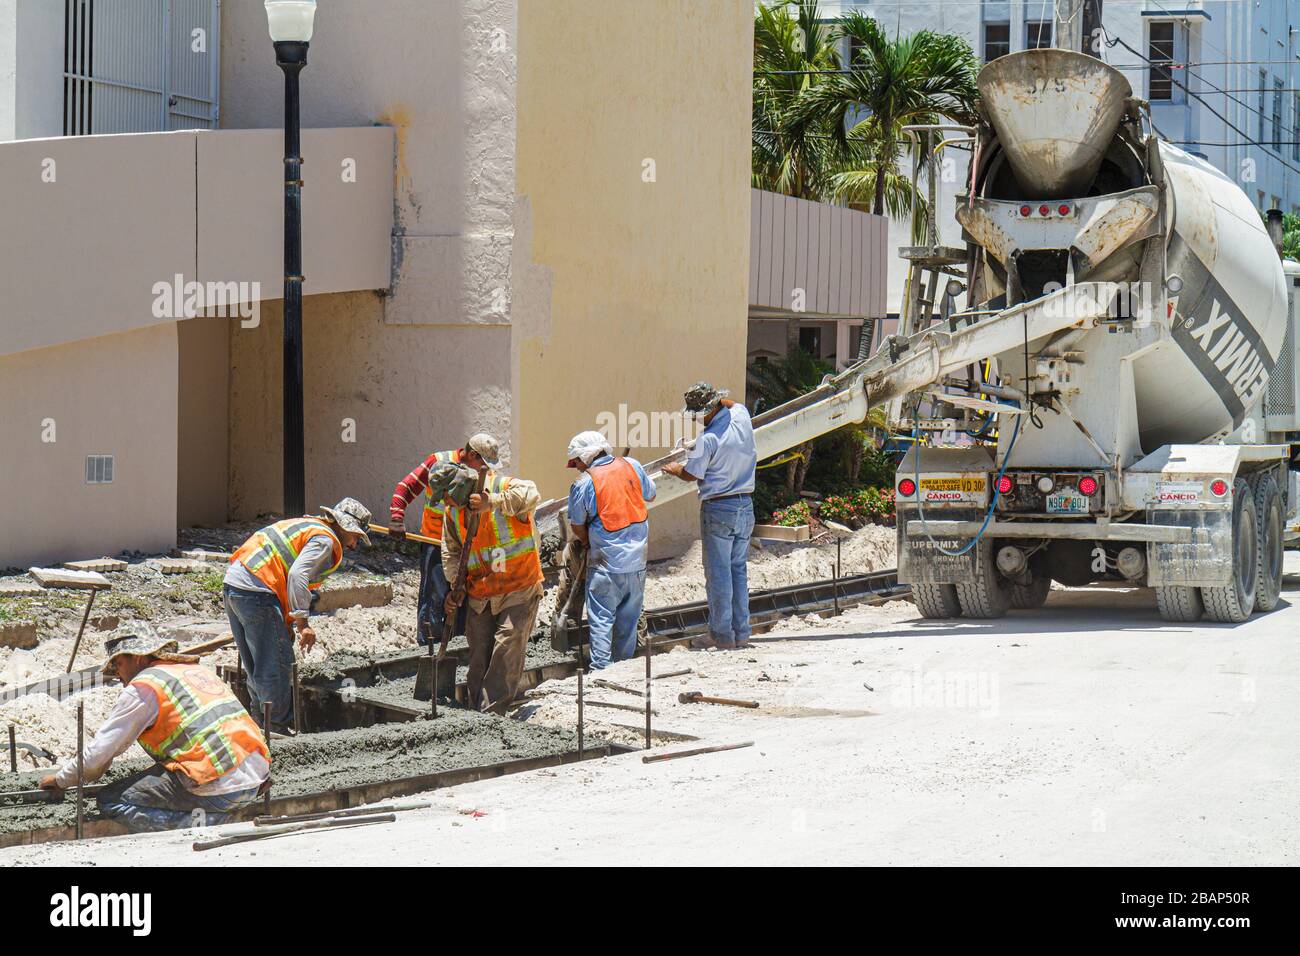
[
  {"left": 955, "top": 539, "right": 1010, "bottom": 618},
  {"left": 1008, "top": 553, "right": 1051, "bottom": 609},
  {"left": 1252, "top": 473, "right": 1283, "bottom": 613},
  {"left": 1155, "top": 585, "right": 1203, "bottom": 622},
  {"left": 912, "top": 583, "right": 961, "bottom": 618},
  {"left": 1202, "top": 477, "right": 1258, "bottom": 624}
]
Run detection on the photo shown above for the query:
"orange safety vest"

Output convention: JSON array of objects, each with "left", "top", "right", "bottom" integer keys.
[
  {"left": 420, "top": 448, "right": 464, "bottom": 543},
  {"left": 230, "top": 518, "right": 343, "bottom": 624},
  {"left": 132, "top": 663, "right": 270, "bottom": 787},
  {"left": 449, "top": 474, "right": 544, "bottom": 600},
  {"left": 587, "top": 457, "right": 648, "bottom": 533}
]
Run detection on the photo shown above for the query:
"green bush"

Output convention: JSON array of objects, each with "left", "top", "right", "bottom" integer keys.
[{"left": 771, "top": 500, "right": 812, "bottom": 527}]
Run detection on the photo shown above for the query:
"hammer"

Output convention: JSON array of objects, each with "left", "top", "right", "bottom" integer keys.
[{"left": 678, "top": 691, "right": 760, "bottom": 709}]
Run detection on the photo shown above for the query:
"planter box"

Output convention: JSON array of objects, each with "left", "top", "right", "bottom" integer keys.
[{"left": 752, "top": 523, "right": 811, "bottom": 543}]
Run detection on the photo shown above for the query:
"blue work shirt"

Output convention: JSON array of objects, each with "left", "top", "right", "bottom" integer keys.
[
  {"left": 568, "top": 455, "right": 656, "bottom": 573},
  {"left": 684, "top": 403, "right": 757, "bottom": 500}
]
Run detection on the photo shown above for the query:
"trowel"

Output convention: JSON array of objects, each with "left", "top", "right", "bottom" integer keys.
[{"left": 414, "top": 466, "right": 488, "bottom": 706}]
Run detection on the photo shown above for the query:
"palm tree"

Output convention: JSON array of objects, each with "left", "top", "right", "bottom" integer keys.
[
  {"left": 752, "top": 0, "right": 846, "bottom": 202},
  {"left": 793, "top": 12, "right": 979, "bottom": 219}
]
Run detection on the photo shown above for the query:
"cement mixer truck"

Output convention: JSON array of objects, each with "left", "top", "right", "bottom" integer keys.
[{"left": 542, "top": 45, "right": 1300, "bottom": 630}]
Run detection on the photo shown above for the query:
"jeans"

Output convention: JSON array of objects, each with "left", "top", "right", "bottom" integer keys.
[
  {"left": 700, "top": 496, "right": 755, "bottom": 646},
  {"left": 96, "top": 764, "right": 261, "bottom": 833},
  {"left": 586, "top": 568, "right": 646, "bottom": 670},
  {"left": 224, "top": 584, "right": 294, "bottom": 727},
  {"left": 418, "top": 543, "right": 467, "bottom": 645},
  {"left": 465, "top": 594, "right": 541, "bottom": 714}
]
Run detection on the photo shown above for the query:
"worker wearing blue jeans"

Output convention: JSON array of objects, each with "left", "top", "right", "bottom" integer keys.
[
  {"left": 566, "top": 432, "right": 656, "bottom": 670},
  {"left": 662, "top": 382, "right": 758, "bottom": 649}
]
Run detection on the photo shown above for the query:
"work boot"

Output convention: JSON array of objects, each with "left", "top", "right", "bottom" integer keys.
[{"left": 689, "top": 635, "right": 719, "bottom": 650}]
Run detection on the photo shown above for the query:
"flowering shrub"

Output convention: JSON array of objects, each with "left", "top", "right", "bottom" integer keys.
[
  {"left": 817, "top": 487, "right": 896, "bottom": 526},
  {"left": 771, "top": 499, "right": 812, "bottom": 527}
]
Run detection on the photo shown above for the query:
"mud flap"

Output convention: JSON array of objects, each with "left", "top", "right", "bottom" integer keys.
[
  {"left": 898, "top": 507, "right": 983, "bottom": 584},
  {"left": 1146, "top": 508, "right": 1233, "bottom": 587}
]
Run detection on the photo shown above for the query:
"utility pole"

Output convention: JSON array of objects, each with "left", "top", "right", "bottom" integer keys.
[{"left": 1055, "top": 0, "right": 1085, "bottom": 54}]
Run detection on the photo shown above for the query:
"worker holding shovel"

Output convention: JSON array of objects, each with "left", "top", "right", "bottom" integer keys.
[{"left": 441, "top": 464, "right": 545, "bottom": 714}]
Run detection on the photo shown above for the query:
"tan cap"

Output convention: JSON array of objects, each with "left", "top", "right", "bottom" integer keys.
[{"left": 466, "top": 433, "right": 501, "bottom": 467}]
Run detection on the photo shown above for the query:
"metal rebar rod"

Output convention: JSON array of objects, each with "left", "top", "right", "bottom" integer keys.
[
  {"left": 75, "top": 703, "right": 84, "bottom": 840},
  {"left": 7, "top": 725, "right": 15, "bottom": 773},
  {"left": 641, "top": 741, "right": 754, "bottom": 764},
  {"left": 644, "top": 641, "right": 652, "bottom": 749},
  {"left": 834, "top": 537, "right": 841, "bottom": 616},
  {"left": 431, "top": 647, "right": 438, "bottom": 720},
  {"left": 292, "top": 662, "right": 301, "bottom": 734},
  {"left": 577, "top": 666, "right": 584, "bottom": 757},
  {"left": 262, "top": 701, "right": 272, "bottom": 814}
]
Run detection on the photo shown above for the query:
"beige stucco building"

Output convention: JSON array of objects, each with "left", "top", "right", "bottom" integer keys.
[{"left": 0, "top": 0, "right": 753, "bottom": 568}]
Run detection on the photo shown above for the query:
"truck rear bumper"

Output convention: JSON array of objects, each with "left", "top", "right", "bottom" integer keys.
[{"left": 904, "top": 519, "right": 1192, "bottom": 544}]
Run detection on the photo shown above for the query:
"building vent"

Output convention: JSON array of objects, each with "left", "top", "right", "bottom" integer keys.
[
  {"left": 86, "top": 455, "right": 115, "bottom": 484},
  {"left": 63, "top": 0, "right": 221, "bottom": 136}
]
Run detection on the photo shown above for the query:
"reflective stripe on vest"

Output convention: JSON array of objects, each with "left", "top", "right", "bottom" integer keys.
[
  {"left": 419, "top": 448, "right": 463, "bottom": 542},
  {"left": 587, "top": 458, "right": 648, "bottom": 533},
  {"left": 451, "top": 474, "right": 543, "bottom": 599},
  {"left": 132, "top": 664, "right": 269, "bottom": 787},
  {"left": 231, "top": 518, "right": 343, "bottom": 623}
]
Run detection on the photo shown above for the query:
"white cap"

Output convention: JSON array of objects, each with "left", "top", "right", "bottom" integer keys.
[{"left": 566, "top": 430, "right": 613, "bottom": 468}]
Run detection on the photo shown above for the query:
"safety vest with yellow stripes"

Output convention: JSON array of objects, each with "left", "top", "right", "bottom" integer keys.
[
  {"left": 132, "top": 663, "right": 270, "bottom": 787},
  {"left": 449, "top": 474, "right": 544, "bottom": 599},
  {"left": 230, "top": 517, "right": 343, "bottom": 624},
  {"left": 420, "top": 448, "right": 464, "bottom": 543}
]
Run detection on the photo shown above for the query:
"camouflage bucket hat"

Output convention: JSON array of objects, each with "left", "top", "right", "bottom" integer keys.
[
  {"left": 682, "top": 380, "right": 729, "bottom": 416},
  {"left": 427, "top": 461, "right": 479, "bottom": 508},
  {"left": 320, "top": 497, "right": 373, "bottom": 547},
  {"left": 101, "top": 623, "right": 198, "bottom": 675}
]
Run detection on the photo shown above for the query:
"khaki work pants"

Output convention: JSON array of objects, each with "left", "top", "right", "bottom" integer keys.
[{"left": 465, "top": 593, "right": 541, "bottom": 714}]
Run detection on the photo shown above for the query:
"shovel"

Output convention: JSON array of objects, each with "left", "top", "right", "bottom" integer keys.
[{"left": 414, "top": 467, "right": 488, "bottom": 705}]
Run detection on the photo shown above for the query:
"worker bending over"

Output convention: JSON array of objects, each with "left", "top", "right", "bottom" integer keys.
[
  {"left": 566, "top": 431, "right": 656, "bottom": 670},
  {"left": 388, "top": 433, "right": 500, "bottom": 645},
  {"left": 442, "top": 465, "right": 544, "bottom": 713},
  {"left": 662, "top": 382, "right": 758, "bottom": 650},
  {"left": 224, "top": 498, "right": 372, "bottom": 733},
  {"left": 40, "top": 625, "right": 269, "bottom": 832}
]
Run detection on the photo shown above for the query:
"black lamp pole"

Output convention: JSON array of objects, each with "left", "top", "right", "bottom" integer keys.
[{"left": 275, "top": 39, "right": 308, "bottom": 517}]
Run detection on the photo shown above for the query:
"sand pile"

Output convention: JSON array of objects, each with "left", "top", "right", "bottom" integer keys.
[
  {"left": 0, "top": 686, "right": 120, "bottom": 771},
  {"left": 643, "top": 523, "right": 895, "bottom": 607}
]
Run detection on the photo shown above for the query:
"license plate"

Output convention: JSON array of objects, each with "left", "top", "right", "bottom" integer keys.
[{"left": 1046, "top": 493, "right": 1088, "bottom": 514}]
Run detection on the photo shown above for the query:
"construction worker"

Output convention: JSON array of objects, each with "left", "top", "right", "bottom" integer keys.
[
  {"left": 223, "top": 498, "right": 372, "bottom": 733},
  {"left": 388, "top": 433, "right": 500, "bottom": 645},
  {"left": 39, "top": 625, "right": 269, "bottom": 833},
  {"left": 565, "top": 431, "right": 656, "bottom": 670},
  {"left": 442, "top": 463, "right": 544, "bottom": 714},
  {"left": 662, "top": 382, "right": 758, "bottom": 650}
]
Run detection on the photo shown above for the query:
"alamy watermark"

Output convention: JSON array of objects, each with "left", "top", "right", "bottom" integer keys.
[{"left": 151, "top": 274, "right": 261, "bottom": 328}]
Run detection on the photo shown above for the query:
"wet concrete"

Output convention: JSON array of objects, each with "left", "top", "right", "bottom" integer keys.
[{"left": 0, "top": 709, "right": 581, "bottom": 838}]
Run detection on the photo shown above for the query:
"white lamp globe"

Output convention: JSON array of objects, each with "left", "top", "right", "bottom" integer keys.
[{"left": 265, "top": 0, "right": 317, "bottom": 43}]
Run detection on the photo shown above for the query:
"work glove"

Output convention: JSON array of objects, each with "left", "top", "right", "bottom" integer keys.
[{"left": 387, "top": 520, "right": 406, "bottom": 541}]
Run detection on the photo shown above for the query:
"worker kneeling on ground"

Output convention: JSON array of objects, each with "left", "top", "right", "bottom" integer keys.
[
  {"left": 40, "top": 625, "right": 269, "bottom": 832},
  {"left": 442, "top": 462, "right": 544, "bottom": 714},
  {"left": 566, "top": 431, "right": 656, "bottom": 670},
  {"left": 662, "top": 382, "right": 758, "bottom": 650},
  {"left": 224, "top": 498, "right": 372, "bottom": 734},
  {"left": 388, "top": 433, "right": 500, "bottom": 645}
]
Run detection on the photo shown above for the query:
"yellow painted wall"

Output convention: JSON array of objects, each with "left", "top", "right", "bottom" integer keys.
[{"left": 513, "top": 0, "right": 754, "bottom": 554}]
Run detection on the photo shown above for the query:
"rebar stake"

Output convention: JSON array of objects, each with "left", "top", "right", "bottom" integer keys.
[
  {"left": 7, "top": 725, "right": 15, "bottom": 773},
  {"left": 262, "top": 701, "right": 272, "bottom": 814},
  {"left": 75, "top": 703, "right": 84, "bottom": 841},
  {"left": 644, "top": 640, "right": 652, "bottom": 749}
]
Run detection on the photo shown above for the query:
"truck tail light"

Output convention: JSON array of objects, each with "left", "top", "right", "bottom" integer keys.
[
  {"left": 1210, "top": 479, "right": 1229, "bottom": 498},
  {"left": 995, "top": 475, "right": 1013, "bottom": 495},
  {"left": 897, "top": 478, "right": 917, "bottom": 497},
  {"left": 1078, "top": 476, "right": 1098, "bottom": 495}
]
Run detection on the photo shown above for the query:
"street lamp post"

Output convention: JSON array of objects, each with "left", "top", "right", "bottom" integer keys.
[{"left": 265, "top": 0, "right": 317, "bottom": 517}]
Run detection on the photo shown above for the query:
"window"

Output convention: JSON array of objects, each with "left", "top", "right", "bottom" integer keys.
[
  {"left": 1273, "top": 78, "right": 1284, "bottom": 151},
  {"left": 1082, "top": 0, "right": 1103, "bottom": 56},
  {"left": 1026, "top": 20, "right": 1052, "bottom": 50},
  {"left": 1260, "top": 70, "right": 1268, "bottom": 146},
  {"left": 799, "top": 326, "right": 822, "bottom": 357},
  {"left": 86, "top": 455, "right": 115, "bottom": 484},
  {"left": 983, "top": 22, "right": 1010, "bottom": 63},
  {"left": 1148, "top": 21, "right": 1175, "bottom": 101},
  {"left": 1293, "top": 93, "right": 1300, "bottom": 161}
]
